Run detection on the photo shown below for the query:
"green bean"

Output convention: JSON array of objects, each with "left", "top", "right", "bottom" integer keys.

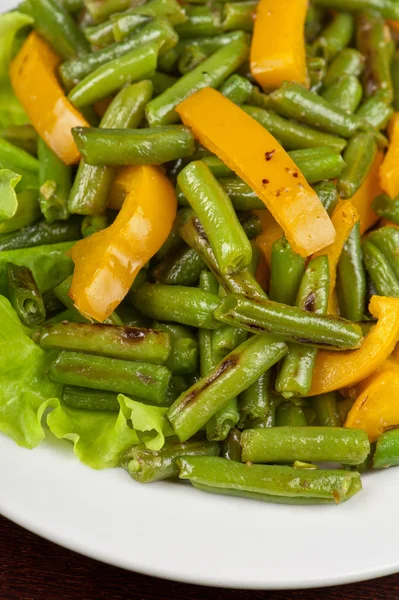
[
  {"left": 372, "top": 195, "right": 399, "bottom": 224},
  {"left": 68, "top": 43, "right": 159, "bottom": 108},
  {"left": 313, "top": 13, "right": 354, "bottom": 61},
  {"left": 20, "top": 0, "right": 89, "bottom": 59},
  {"left": 84, "top": 20, "right": 118, "bottom": 49},
  {"left": 72, "top": 126, "right": 195, "bottom": 167},
  {"left": 269, "top": 237, "right": 306, "bottom": 306},
  {"left": 150, "top": 72, "right": 177, "bottom": 95},
  {"left": 215, "top": 291, "right": 363, "bottom": 350},
  {"left": 38, "top": 139, "right": 71, "bottom": 223},
  {"left": 155, "top": 210, "right": 187, "bottom": 261},
  {"left": 6, "top": 263, "right": 46, "bottom": 327},
  {"left": 373, "top": 429, "right": 399, "bottom": 468},
  {"left": 307, "top": 56, "right": 327, "bottom": 93},
  {"left": 177, "top": 456, "right": 362, "bottom": 504},
  {"left": 337, "top": 222, "right": 366, "bottom": 321},
  {"left": 0, "top": 125, "right": 38, "bottom": 157},
  {"left": 324, "top": 48, "right": 365, "bottom": 87},
  {"left": 152, "top": 246, "right": 205, "bottom": 286},
  {"left": 146, "top": 37, "right": 249, "bottom": 126},
  {"left": 167, "top": 333, "right": 287, "bottom": 441},
  {"left": 311, "top": 393, "right": 342, "bottom": 427},
  {"left": 175, "top": 5, "right": 222, "bottom": 37},
  {"left": 305, "top": 5, "right": 324, "bottom": 42},
  {"left": 212, "top": 326, "right": 247, "bottom": 361},
  {"left": 392, "top": 49, "right": 399, "bottom": 111},
  {"left": 153, "top": 322, "right": 198, "bottom": 374},
  {"left": 222, "top": 1, "right": 256, "bottom": 32},
  {"left": 289, "top": 147, "right": 346, "bottom": 183},
  {"left": 241, "top": 426, "right": 369, "bottom": 465},
  {"left": 0, "top": 138, "right": 39, "bottom": 175},
  {"left": 355, "top": 96, "right": 394, "bottom": 129},
  {"left": 219, "top": 74, "right": 253, "bottom": 105},
  {"left": 81, "top": 214, "right": 110, "bottom": 237},
  {"left": 238, "top": 371, "right": 273, "bottom": 429},
  {"left": 321, "top": 74, "right": 363, "bottom": 112},
  {"left": 222, "top": 428, "right": 242, "bottom": 461},
  {"left": 0, "top": 218, "right": 81, "bottom": 252},
  {"left": 49, "top": 350, "right": 171, "bottom": 403},
  {"left": 113, "top": 0, "right": 187, "bottom": 42},
  {"left": 367, "top": 226, "right": 399, "bottom": 280},
  {"left": 313, "top": 0, "right": 399, "bottom": 19},
  {"left": 242, "top": 106, "right": 347, "bottom": 152},
  {"left": 270, "top": 82, "right": 360, "bottom": 138},
  {"left": 210, "top": 178, "right": 263, "bottom": 209},
  {"left": 69, "top": 82, "right": 153, "bottom": 216},
  {"left": 0, "top": 189, "right": 40, "bottom": 236},
  {"left": 338, "top": 132, "right": 377, "bottom": 199},
  {"left": 60, "top": 19, "right": 178, "bottom": 88},
  {"left": 83, "top": 0, "right": 132, "bottom": 22},
  {"left": 205, "top": 396, "right": 240, "bottom": 442},
  {"left": 178, "top": 161, "right": 252, "bottom": 275},
  {"left": 356, "top": 11, "right": 393, "bottom": 103},
  {"left": 33, "top": 321, "right": 171, "bottom": 364},
  {"left": 275, "top": 403, "right": 308, "bottom": 426},
  {"left": 42, "top": 288, "right": 64, "bottom": 316},
  {"left": 314, "top": 180, "right": 339, "bottom": 216},
  {"left": 177, "top": 31, "right": 250, "bottom": 74},
  {"left": 200, "top": 156, "right": 234, "bottom": 179},
  {"left": 362, "top": 239, "right": 399, "bottom": 297},
  {"left": 133, "top": 282, "right": 220, "bottom": 329},
  {"left": 62, "top": 385, "right": 120, "bottom": 411},
  {"left": 122, "top": 437, "right": 220, "bottom": 482},
  {"left": 178, "top": 209, "right": 266, "bottom": 299}
]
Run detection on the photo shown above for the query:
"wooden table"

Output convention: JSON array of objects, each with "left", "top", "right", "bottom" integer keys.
[{"left": 1, "top": 515, "right": 398, "bottom": 600}]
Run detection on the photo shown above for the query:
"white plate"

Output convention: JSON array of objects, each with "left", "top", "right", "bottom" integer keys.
[{"left": 2, "top": 0, "right": 399, "bottom": 589}]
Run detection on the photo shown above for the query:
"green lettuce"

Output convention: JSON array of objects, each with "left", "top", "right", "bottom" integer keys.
[
  {"left": 0, "top": 169, "right": 21, "bottom": 221},
  {"left": 0, "top": 242, "right": 74, "bottom": 294},
  {"left": 0, "top": 295, "right": 60, "bottom": 448},
  {"left": 47, "top": 395, "right": 173, "bottom": 469},
  {"left": 0, "top": 12, "right": 33, "bottom": 128}
]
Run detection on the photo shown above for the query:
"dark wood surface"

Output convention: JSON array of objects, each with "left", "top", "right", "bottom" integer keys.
[{"left": 2, "top": 515, "right": 399, "bottom": 600}]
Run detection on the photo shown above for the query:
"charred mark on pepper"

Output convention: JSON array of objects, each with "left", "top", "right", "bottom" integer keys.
[
  {"left": 262, "top": 178, "right": 269, "bottom": 184},
  {"left": 177, "top": 355, "right": 239, "bottom": 410},
  {"left": 265, "top": 150, "right": 275, "bottom": 161}
]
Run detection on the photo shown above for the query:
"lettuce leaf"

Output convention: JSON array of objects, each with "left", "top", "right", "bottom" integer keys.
[
  {"left": 0, "top": 295, "right": 60, "bottom": 448},
  {"left": 0, "top": 169, "right": 21, "bottom": 221},
  {"left": 46, "top": 395, "right": 173, "bottom": 469},
  {"left": 0, "top": 242, "right": 75, "bottom": 294},
  {"left": 0, "top": 12, "right": 33, "bottom": 128}
]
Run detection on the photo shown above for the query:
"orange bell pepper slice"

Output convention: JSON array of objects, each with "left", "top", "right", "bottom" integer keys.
[
  {"left": 9, "top": 32, "right": 89, "bottom": 165},
  {"left": 309, "top": 296, "right": 399, "bottom": 396},
  {"left": 345, "top": 367, "right": 399, "bottom": 442},
  {"left": 380, "top": 113, "right": 399, "bottom": 199},
  {"left": 250, "top": 0, "right": 308, "bottom": 91},
  {"left": 176, "top": 87, "right": 335, "bottom": 258},
  {"left": 351, "top": 150, "right": 383, "bottom": 235},
  {"left": 387, "top": 20, "right": 399, "bottom": 33},
  {"left": 69, "top": 165, "right": 177, "bottom": 322},
  {"left": 255, "top": 209, "right": 283, "bottom": 268},
  {"left": 313, "top": 200, "right": 359, "bottom": 313}
]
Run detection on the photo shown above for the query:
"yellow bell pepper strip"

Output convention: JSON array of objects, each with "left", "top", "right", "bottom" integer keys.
[
  {"left": 380, "top": 113, "right": 399, "bottom": 199},
  {"left": 176, "top": 87, "right": 336, "bottom": 258},
  {"left": 9, "top": 32, "right": 89, "bottom": 166},
  {"left": 250, "top": 0, "right": 308, "bottom": 91},
  {"left": 345, "top": 367, "right": 399, "bottom": 442},
  {"left": 308, "top": 295, "right": 399, "bottom": 396},
  {"left": 107, "top": 166, "right": 134, "bottom": 210},
  {"left": 69, "top": 165, "right": 177, "bottom": 322},
  {"left": 351, "top": 150, "right": 383, "bottom": 235},
  {"left": 254, "top": 209, "right": 283, "bottom": 268},
  {"left": 313, "top": 200, "right": 359, "bottom": 313}
]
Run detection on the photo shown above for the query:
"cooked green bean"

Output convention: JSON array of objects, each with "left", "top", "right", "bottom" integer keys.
[
  {"left": 81, "top": 215, "right": 110, "bottom": 237},
  {"left": 374, "top": 429, "right": 399, "bottom": 469},
  {"left": 238, "top": 371, "right": 273, "bottom": 429},
  {"left": 337, "top": 222, "right": 366, "bottom": 321},
  {"left": 122, "top": 437, "right": 220, "bottom": 482},
  {"left": 113, "top": 0, "right": 187, "bottom": 42},
  {"left": 241, "top": 427, "right": 369, "bottom": 465},
  {"left": 219, "top": 74, "right": 253, "bottom": 104},
  {"left": 0, "top": 188, "right": 40, "bottom": 236},
  {"left": 222, "top": 1, "right": 256, "bottom": 32},
  {"left": 362, "top": 239, "right": 399, "bottom": 297},
  {"left": 321, "top": 74, "right": 363, "bottom": 112},
  {"left": 175, "top": 5, "right": 223, "bottom": 37},
  {"left": 152, "top": 246, "right": 205, "bottom": 286},
  {"left": 167, "top": 333, "right": 287, "bottom": 441},
  {"left": 146, "top": 37, "right": 249, "bottom": 126},
  {"left": 6, "top": 263, "right": 46, "bottom": 327},
  {"left": 338, "top": 132, "right": 377, "bottom": 198},
  {"left": 355, "top": 96, "right": 394, "bottom": 129},
  {"left": 372, "top": 195, "right": 399, "bottom": 224},
  {"left": 289, "top": 147, "right": 346, "bottom": 183},
  {"left": 324, "top": 48, "right": 365, "bottom": 87},
  {"left": 49, "top": 350, "right": 171, "bottom": 404},
  {"left": 72, "top": 126, "right": 195, "bottom": 167},
  {"left": 0, "top": 218, "right": 81, "bottom": 252},
  {"left": 311, "top": 393, "right": 342, "bottom": 427},
  {"left": 33, "top": 322, "right": 171, "bottom": 364},
  {"left": 314, "top": 180, "right": 339, "bottom": 216},
  {"left": 367, "top": 226, "right": 399, "bottom": 280},
  {"left": 38, "top": 139, "right": 71, "bottom": 223},
  {"left": 62, "top": 385, "right": 120, "bottom": 411},
  {"left": 269, "top": 236, "right": 306, "bottom": 306},
  {"left": 154, "top": 322, "right": 198, "bottom": 374},
  {"left": 275, "top": 403, "right": 308, "bottom": 427},
  {"left": 313, "top": 12, "right": 354, "bottom": 61},
  {"left": 313, "top": 0, "right": 399, "bottom": 19},
  {"left": 0, "top": 125, "right": 38, "bottom": 157}
]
